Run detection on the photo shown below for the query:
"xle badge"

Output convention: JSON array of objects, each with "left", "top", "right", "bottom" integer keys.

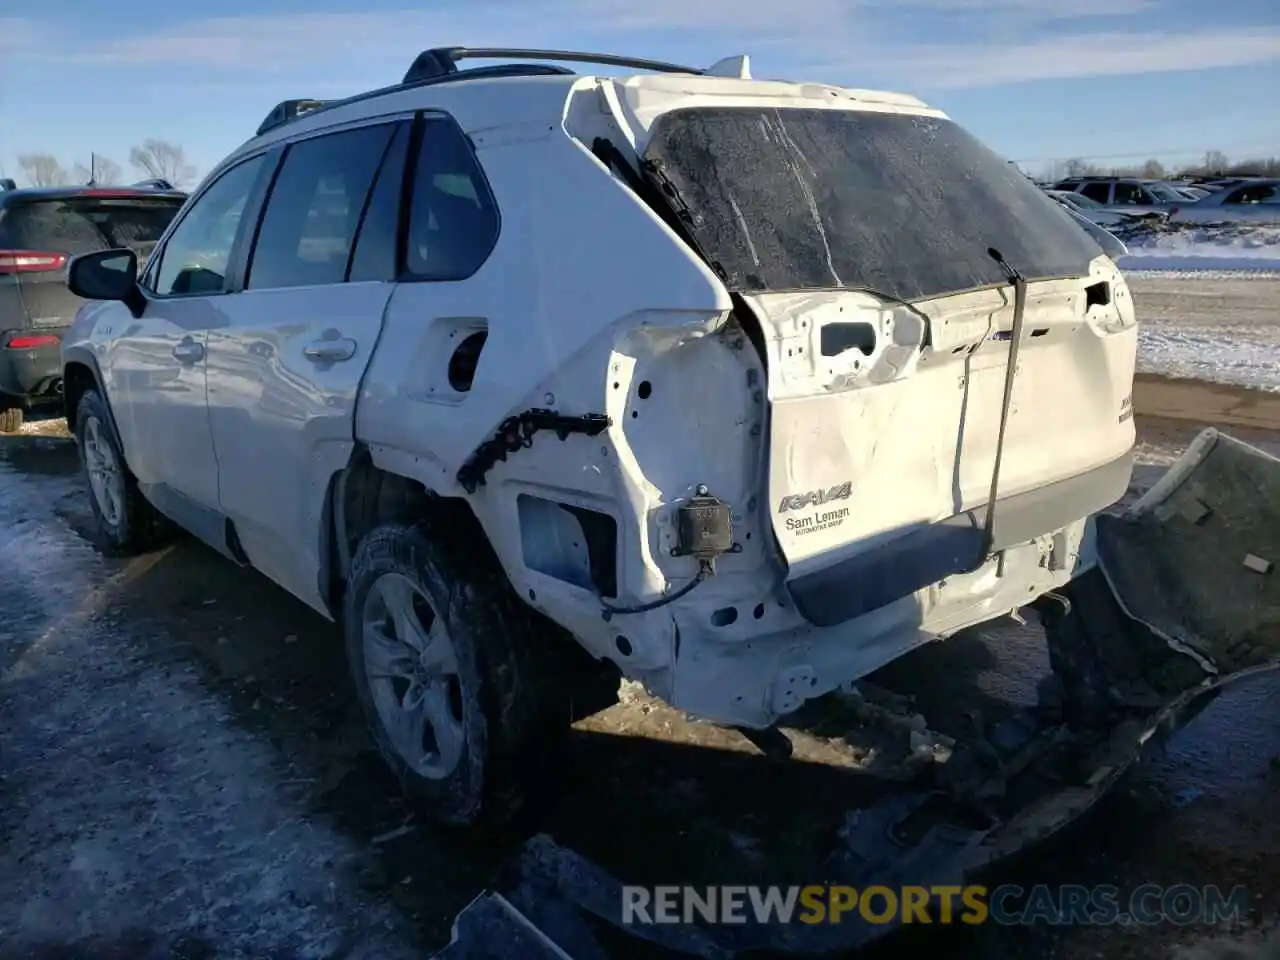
[{"left": 1119, "top": 394, "right": 1133, "bottom": 423}]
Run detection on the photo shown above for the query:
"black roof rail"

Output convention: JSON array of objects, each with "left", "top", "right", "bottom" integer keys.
[
  {"left": 402, "top": 46, "right": 704, "bottom": 84},
  {"left": 256, "top": 98, "right": 334, "bottom": 137},
  {"left": 251, "top": 48, "right": 705, "bottom": 142}
]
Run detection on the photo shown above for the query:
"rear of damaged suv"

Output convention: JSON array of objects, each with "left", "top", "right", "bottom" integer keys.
[{"left": 520, "top": 76, "right": 1137, "bottom": 730}]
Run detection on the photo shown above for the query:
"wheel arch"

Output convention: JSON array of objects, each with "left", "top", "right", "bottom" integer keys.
[
  {"left": 321, "top": 446, "right": 495, "bottom": 615},
  {"left": 61, "top": 347, "right": 125, "bottom": 453}
]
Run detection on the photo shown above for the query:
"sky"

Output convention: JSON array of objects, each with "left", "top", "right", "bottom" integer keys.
[{"left": 2, "top": 0, "right": 1278, "bottom": 186}]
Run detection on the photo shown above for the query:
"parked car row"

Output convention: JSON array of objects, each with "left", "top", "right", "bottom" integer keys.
[
  {"left": 0, "top": 180, "right": 186, "bottom": 431},
  {"left": 1046, "top": 175, "right": 1280, "bottom": 225}
]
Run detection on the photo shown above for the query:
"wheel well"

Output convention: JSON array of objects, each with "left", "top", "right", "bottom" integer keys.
[
  {"left": 62, "top": 362, "right": 97, "bottom": 432},
  {"left": 326, "top": 449, "right": 622, "bottom": 710},
  {"left": 325, "top": 449, "right": 494, "bottom": 610}
]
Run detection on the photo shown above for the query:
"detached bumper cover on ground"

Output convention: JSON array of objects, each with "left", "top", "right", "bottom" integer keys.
[{"left": 431, "top": 429, "right": 1280, "bottom": 959}]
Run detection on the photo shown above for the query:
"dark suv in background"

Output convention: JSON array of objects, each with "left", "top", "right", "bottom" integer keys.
[{"left": 0, "top": 184, "right": 186, "bottom": 432}]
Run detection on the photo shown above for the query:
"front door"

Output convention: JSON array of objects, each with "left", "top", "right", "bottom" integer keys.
[
  {"left": 205, "top": 119, "right": 407, "bottom": 611},
  {"left": 104, "top": 155, "right": 269, "bottom": 524}
]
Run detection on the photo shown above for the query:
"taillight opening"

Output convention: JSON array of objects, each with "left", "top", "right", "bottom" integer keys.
[
  {"left": 7, "top": 334, "right": 61, "bottom": 350},
  {"left": 0, "top": 250, "right": 69, "bottom": 274}
]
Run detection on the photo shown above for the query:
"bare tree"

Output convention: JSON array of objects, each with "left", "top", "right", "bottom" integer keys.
[
  {"left": 1139, "top": 158, "right": 1166, "bottom": 179},
  {"left": 1203, "top": 150, "right": 1229, "bottom": 175},
  {"left": 1062, "top": 157, "right": 1103, "bottom": 178},
  {"left": 70, "top": 155, "right": 123, "bottom": 185},
  {"left": 18, "top": 152, "right": 67, "bottom": 187},
  {"left": 129, "top": 139, "right": 197, "bottom": 187}
]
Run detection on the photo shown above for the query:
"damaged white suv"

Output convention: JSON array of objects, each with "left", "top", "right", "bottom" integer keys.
[{"left": 60, "top": 47, "right": 1138, "bottom": 825}]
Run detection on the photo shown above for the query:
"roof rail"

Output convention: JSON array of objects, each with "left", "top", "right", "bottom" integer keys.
[
  {"left": 402, "top": 46, "right": 704, "bottom": 84},
  {"left": 256, "top": 98, "right": 334, "bottom": 137}
]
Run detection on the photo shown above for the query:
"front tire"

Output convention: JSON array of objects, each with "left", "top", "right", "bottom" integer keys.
[
  {"left": 73, "top": 390, "right": 168, "bottom": 555},
  {"left": 344, "top": 523, "right": 553, "bottom": 826}
]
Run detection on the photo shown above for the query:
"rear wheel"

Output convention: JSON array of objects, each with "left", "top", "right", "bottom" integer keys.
[
  {"left": 74, "top": 389, "right": 169, "bottom": 554},
  {"left": 344, "top": 522, "right": 561, "bottom": 827},
  {"left": 0, "top": 405, "right": 21, "bottom": 434}
]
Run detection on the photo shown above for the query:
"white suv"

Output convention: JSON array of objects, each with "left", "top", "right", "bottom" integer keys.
[{"left": 60, "top": 47, "right": 1139, "bottom": 826}]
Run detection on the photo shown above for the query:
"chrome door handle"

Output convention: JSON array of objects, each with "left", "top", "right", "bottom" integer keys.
[
  {"left": 303, "top": 338, "right": 357, "bottom": 363},
  {"left": 172, "top": 340, "right": 205, "bottom": 364}
]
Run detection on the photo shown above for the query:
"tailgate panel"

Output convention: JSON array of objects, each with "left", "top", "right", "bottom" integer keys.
[{"left": 751, "top": 271, "right": 1138, "bottom": 584}]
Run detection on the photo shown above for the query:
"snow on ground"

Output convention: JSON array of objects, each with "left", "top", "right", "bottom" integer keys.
[
  {"left": 1138, "top": 323, "right": 1280, "bottom": 392},
  {"left": 1125, "top": 258, "right": 1280, "bottom": 393},
  {"left": 1116, "top": 222, "right": 1280, "bottom": 273}
]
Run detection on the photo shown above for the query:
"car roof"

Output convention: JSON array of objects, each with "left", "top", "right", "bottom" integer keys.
[
  {"left": 225, "top": 45, "right": 936, "bottom": 169},
  {"left": 0, "top": 185, "right": 187, "bottom": 207}
]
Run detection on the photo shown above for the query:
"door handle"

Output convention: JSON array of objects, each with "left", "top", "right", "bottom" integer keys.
[
  {"left": 172, "top": 340, "right": 205, "bottom": 364},
  {"left": 303, "top": 338, "right": 357, "bottom": 363}
]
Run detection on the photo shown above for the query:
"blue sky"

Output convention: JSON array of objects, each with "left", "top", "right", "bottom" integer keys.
[{"left": 2, "top": 0, "right": 1278, "bottom": 186}]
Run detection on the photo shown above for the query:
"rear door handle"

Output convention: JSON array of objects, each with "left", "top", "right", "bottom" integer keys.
[
  {"left": 303, "top": 338, "right": 357, "bottom": 363},
  {"left": 172, "top": 339, "right": 205, "bottom": 364}
]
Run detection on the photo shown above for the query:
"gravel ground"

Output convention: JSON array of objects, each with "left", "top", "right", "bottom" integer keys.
[{"left": 3, "top": 300, "right": 1280, "bottom": 957}]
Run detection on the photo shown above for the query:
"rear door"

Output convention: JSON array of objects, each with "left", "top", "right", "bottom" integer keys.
[
  {"left": 204, "top": 117, "right": 407, "bottom": 610},
  {"left": 0, "top": 193, "right": 183, "bottom": 333}
]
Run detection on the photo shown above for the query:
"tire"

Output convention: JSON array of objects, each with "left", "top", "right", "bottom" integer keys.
[
  {"left": 73, "top": 389, "right": 169, "bottom": 555},
  {"left": 0, "top": 406, "right": 21, "bottom": 434},
  {"left": 344, "top": 522, "right": 556, "bottom": 827}
]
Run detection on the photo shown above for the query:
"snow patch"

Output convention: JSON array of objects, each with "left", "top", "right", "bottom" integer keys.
[
  {"left": 1138, "top": 324, "right": 1280, "bottom": 393},
  {"left": 1116, "top": 222, "right": 1280, "bottom": 273}
]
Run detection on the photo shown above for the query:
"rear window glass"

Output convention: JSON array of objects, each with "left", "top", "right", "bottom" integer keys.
[
  {"left": 0, "top": 197, "right": 183, "bottom": 258},
  {"left": 643, "top": 108, "right": 1101, "bottom": 302}
]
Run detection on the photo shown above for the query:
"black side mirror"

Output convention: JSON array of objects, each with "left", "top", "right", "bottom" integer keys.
[{"left": 67, "top": 249, "right": 146, "bottom": 318}]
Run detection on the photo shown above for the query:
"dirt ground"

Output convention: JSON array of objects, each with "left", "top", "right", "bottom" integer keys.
[{"left": 3, "top": 380, "right": 1280, "bottom": 957}]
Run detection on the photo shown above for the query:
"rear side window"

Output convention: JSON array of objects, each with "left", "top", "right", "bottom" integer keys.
[
  {"left": 404, "top": 116, "right": 499, "bottom": 281},
  {"left": 247, "top": 123, "right": 396, "bottom": 291},
  {"left": 348, "top": 122, "right": 410, "bottom": 283},
  {"left": 1080, "top": 182, "right": 1112, "bottom": 203},
  {"left": 0, "top": 198, "right": 182, "bottom": 259}
]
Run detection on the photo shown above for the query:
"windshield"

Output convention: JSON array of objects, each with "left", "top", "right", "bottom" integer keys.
[
  {"left": 1059, "top": 192, "right": 1100, "bottom": 209},
  {"left": 643, "top": 107, "right": 1101, "bottom": 302},
  {"left": 1145, "top": 183, "right": 1185, "bottom": 201},
  {"left": 0, "top": 196, "right": 183, "bottom": 257}
]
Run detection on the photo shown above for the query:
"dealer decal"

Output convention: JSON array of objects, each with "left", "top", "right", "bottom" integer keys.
[
  {"left": 778, "top": 480, "right": 853, "bottom": 536},
  {"left": 785, "top": 506, "right": 851, "bottom": 536}
]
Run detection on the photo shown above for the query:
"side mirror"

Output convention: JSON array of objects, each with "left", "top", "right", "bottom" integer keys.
[{"left": 67, "top": 249, "right": 146, "bottom": 318}]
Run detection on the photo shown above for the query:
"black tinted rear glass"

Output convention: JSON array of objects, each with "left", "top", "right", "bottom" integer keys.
[
  {"left": 644, "top": 108, "right": 1102, "bottom": 301},
  {"left": 0, "top": 197, "right": 183, "bottom": 256}
]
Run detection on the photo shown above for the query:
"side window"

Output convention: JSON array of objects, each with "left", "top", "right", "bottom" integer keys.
[
  {"left": 1081, "top": 182, "right": 1111, "bottom": 203},
  {"left": 404, "top": 116, "right": 500, "bottom": 281},
  {"left": 151, "top": 156, "right": 265, "bottom": 296},
  {"left": 1226, "top": 185, "right": 1277, "bottom": 205},
  {"left": 1113, "top": 182, "right": 1142, "bottom": 204},
  {"left": 247, "top": 123, "right": 396, "bottom": 290},
  {"left": 348, "top": 123, "right": 410, "bottom": 283}
]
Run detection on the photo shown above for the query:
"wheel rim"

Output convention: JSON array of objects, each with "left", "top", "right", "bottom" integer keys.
[
  {"left": 361, "top": 572, "right": 466, "bottom": 780},
  {"left": 82, "top": 416, "right": 124, "bottom": 528}
]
